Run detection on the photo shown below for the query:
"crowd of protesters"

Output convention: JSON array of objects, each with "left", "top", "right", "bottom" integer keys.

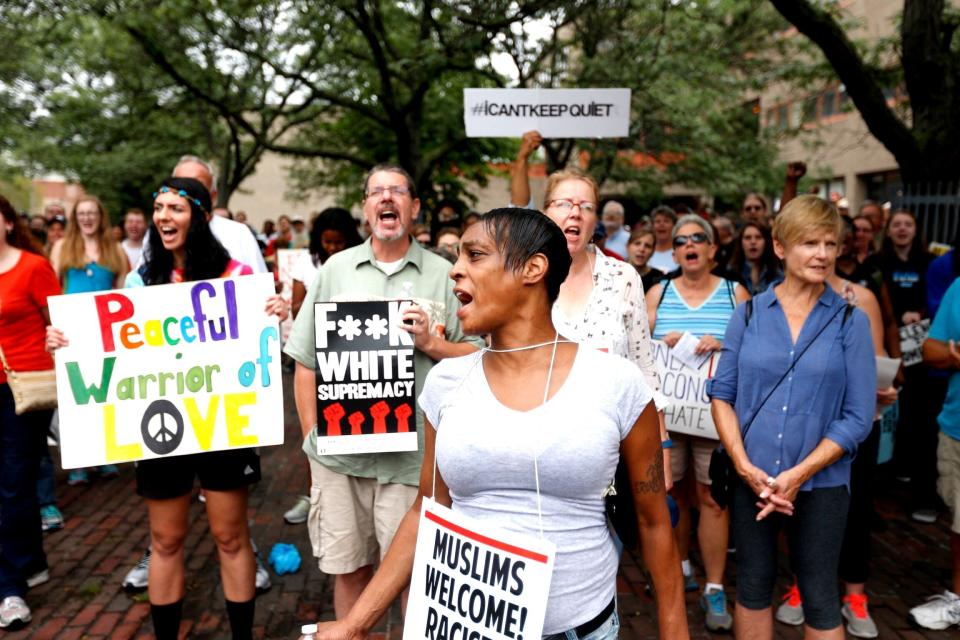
[{"left": 0, "top": 139, "right": 959, "bottom": 640}]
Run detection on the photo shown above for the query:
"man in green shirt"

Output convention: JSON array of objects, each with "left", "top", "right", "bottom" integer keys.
[{"left": 284, "top": 164, "right": 480, "bottom": 617}]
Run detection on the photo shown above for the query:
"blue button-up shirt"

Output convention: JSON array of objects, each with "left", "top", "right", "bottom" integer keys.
[{"left": 708, "top": 285, "right": 876, "bottom": 490}]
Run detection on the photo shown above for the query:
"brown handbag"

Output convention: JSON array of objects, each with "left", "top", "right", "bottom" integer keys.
[{"left": 0, "top": 345, "right": 58, "bottom": 415}]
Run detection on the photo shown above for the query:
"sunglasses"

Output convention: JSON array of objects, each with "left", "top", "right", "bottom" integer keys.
[{"left": 673, "top": 232, "right": 709, "bottom": 247}]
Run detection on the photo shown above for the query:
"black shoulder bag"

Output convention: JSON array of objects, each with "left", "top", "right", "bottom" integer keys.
[{"left": 708, "top": 300, "right": 854, "bottom": 509}]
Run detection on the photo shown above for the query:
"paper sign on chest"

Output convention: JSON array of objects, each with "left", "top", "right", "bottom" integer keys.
[
  {"left": 405, "top": 499, "right": 555, "bottom": 640},
  {"left": 313, "top": 300, "right": 418, "bottom": 455},
  {"left": 652, "top": 339, "right": 720, "bottom": 440},
  {"left": 48, "top": 274, "right": 283, "bottom": 469}
]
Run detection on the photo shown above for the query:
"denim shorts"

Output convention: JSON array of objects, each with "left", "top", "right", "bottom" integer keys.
[{"left": 543, "top": 610, "right": 619, "bottom": 640}]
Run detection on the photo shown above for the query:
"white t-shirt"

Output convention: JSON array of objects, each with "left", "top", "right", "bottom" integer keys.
[
  {"left": 648, "top": 248, "right": 677, "bottom": 273},
  {"left": 290, "top": 252, "right": 320, "bottom": 289},
  {"left": 418, "top": 347, "right": 654, "bottom": 633},
  {"left": 120, "top": 239, "right": 142, "bottom": 270}
]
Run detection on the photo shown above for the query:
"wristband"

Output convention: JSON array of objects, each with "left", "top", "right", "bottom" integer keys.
[{"left": 661, "top": 438, "right": 673, "bottom": 449}]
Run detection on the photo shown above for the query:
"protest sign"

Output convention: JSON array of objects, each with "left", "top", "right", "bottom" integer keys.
[
  {"left": 652, "top": 339, "right": 719, "bottom": 440},
  {"left": 313, "top": 300, "right": 417, "bottom": 455},
  {"left": 464, "top": 88, "right": 631, "bottom": 138},
  {"left": 405, "top": 498, "right": 555, "bottom": 640},
  {"left": 277, "top": 249, "right": 308, "bottom": 342},
  {"left": 48, "top": 274, "right": 283, "bottom": 469},
  {"left": 899, "top": 319, "right": 931, "bottom": 367}
]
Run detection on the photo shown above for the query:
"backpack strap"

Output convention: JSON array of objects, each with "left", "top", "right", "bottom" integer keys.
[
  {"left": 744, "top": 299, "right": 754, "bottom": 327},
  {"left": 657, "top": 278, "right": 671, "bottom": 308}
]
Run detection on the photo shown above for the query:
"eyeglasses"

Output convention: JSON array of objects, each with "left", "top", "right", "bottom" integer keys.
[
  {"left": 547, "top": 199, "right": 597, "bottom": 214},
  {"left": 365, "top": 185, "right": 410, "bottom": 198},
  {"left": 673, "top": 232, "right": 709, "bottom": 247},
  {"left": 743, "top": 205, "right": 764, "bottom": 212},
  {"left": 153, "top": 186, "right": 206, "bottom": 213}
]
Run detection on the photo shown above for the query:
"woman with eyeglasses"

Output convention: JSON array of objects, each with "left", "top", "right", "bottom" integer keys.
[
  {"left": 540, "top": 169, "right": 672, "bottom": 490},
  {"left": 47, "top": 178, "right": 287, "bottom": 640},
  {"left": 645, "top": 214, "right": 750, "bottom": 632}
]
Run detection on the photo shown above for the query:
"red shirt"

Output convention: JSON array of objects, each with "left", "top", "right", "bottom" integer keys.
[{"left": 0, "top": 251, "right": 62, "bottom": 384}]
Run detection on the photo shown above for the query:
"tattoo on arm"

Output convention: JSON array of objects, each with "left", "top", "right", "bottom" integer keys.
[{"left": 634, "top": 453, "right": 665, "bottom": 495}]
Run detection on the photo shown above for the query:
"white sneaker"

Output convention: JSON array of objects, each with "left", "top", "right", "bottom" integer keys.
[
  {"left": 122, "top": 548, "right": 151, "bottom": 591},
  {"left": 0, "top": 596, "right": 31, "bottom": 629},
  {"left": 909, "top": 590, "right": 960, "bottom": 630},
  {"left": 283, "top": 496, "right": 310, "bottom": 525},
  {"left": 26, "top": 569, "right": 49, "bottom": 589}
]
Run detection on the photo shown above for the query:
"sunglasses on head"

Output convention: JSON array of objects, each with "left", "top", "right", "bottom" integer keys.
[{"left": 673, "top": 232, "right": 709, "bottom": 247}]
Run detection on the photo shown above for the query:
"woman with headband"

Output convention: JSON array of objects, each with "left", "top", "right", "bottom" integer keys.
[
  {"left": 302, "top": 208, "right": 687, "bottom": 639},
  {"left": 47, "top": 177, "right": 287, "bottom": 639}
]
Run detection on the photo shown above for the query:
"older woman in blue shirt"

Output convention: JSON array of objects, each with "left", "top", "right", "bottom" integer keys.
[{"left": 709, "top": 195, "right": 875, "bottom": 639}]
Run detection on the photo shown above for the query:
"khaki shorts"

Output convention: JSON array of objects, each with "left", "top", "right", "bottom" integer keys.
[
  {"left": 307, "top": 459, "right": 417, "bottom": 574},
  {"left": 937, "top": 432, "right": 960, "bottom": 534},
  {"left": 669, "top": 433, "right": 717, "bottom": 485}
]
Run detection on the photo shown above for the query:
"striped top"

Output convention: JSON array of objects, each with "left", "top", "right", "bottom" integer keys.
[{"left": 652, "top": 278, "right": 740, "bottom": 340}]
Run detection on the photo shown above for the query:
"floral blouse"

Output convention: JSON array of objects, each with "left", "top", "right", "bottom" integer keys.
[{"left": 552, "top": 246, "right": 667, "bottom": 408}]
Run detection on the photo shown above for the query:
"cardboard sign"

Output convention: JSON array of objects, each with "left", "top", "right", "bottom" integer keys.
[
  {"left": 900, "top": 319, "right": 931, "bottom": 367},
  {"left": 48, "top": 274, "right": 283, "bottom": 469},
  {"left": 405, "top": 499, "right": 556, "bottom": 640},
  {"left": 652, "top": 339, "right": 719, "bottom": 440},
  {"left": 463, "top": 88, "right": 631, "bottom": 138},
  {"left": 313, "top": 300, "right": 417, "bottom": 455}
]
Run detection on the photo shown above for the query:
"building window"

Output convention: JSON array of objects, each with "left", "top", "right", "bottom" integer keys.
[{"left": 822, "top": 89, "right": 837, "bottom": 117}]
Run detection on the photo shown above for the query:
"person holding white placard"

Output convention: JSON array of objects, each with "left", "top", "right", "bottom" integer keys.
[
  {"left": 46, "top": 177, "right": 287, "bottom": 640},
  {"left": 303, "top": 207, "right": 687, "bottom": 640},
  {"left": 645, "top": 214, "right": 749, "bottom": 630}
]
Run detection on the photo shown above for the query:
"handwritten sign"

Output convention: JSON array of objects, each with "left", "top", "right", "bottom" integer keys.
[
  {"left": 463, "top": 88, "right": 631, "bottom": 138},
  {"left": 48, "top": 274, "right": 283, "bottom": 469},
  {"left": 277, "top": 249, "right": 308, "bottom": 342},
  {"left": 314, "top": 300, "right": 417, "bottom": 455},
  {"left": 652, "top": 339, "right": 719, "bottom": 440},
  {"left": 900, "top": 319, "right": 930, "bottom": 367},
  {"left": 405, "top": 499, "right": 555, "bottom": 640}
]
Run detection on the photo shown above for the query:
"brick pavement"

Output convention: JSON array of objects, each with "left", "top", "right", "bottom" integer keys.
[{"left": 8, "top": 372, "right": 960, "bottom": 638}]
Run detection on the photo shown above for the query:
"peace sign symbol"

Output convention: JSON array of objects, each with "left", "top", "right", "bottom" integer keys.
[{"left": 140, "top": 400, "right": 185, "bottom": 455}]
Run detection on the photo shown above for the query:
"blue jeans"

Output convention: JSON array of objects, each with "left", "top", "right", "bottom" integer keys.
[
  {"left": 0, "top": 384, "right": 49, "bottom": 598},
  {"left": 37, "top": 450, "right": 56, "bottom": 507},
  {"left": 543, "top": 610, "right": 620, "bottom": 640}
]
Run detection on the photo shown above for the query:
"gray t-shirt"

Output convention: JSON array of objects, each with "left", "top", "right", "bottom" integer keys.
[{"left": 418, "top": 347, "right": 653, "bottom": 634}]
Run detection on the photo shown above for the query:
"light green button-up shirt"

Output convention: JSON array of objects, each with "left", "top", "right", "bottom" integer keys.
[{"left": 284, "top": 237, "right": 481, "bottom": 486}]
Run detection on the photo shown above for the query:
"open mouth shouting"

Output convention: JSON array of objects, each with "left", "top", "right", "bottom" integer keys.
[{"left": 453, "top": 288, "right": 474, "bottom": 319}]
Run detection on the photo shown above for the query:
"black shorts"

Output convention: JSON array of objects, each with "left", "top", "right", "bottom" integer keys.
[{"left": 135, "top": 449, "right": 261, "bottom": 500}]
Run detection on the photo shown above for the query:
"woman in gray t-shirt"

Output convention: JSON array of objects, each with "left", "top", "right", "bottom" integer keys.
[{"left": 304, "top": 208, "right": 688, "bottom": 640}]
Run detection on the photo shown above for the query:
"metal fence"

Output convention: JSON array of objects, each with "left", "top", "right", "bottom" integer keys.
[{"left": 884, "top": 181, "right": 960, "bottom": 247}]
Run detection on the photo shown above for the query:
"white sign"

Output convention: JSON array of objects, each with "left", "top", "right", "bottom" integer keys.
[
  {"left": 48, "top": 274, "right": 284, "bottom": 468},
  {"left": 405, "top": 499, "right": 556, "bottom": 640},
  {"left": 900, "top": 319, "right": 930, "bottom": 367},
  {"left": 464, "top": 88, "right": 631, "bottom": 138},
  {"left": 652, "top": 339, "right": 719, "bottom": 439},
  {"left": 277, "top": 249, "right": 308, "bottom": 343}
]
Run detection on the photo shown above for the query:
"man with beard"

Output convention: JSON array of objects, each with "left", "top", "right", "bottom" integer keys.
[{"left": 284, "top": 164, "right": 481, "bottom": 617}]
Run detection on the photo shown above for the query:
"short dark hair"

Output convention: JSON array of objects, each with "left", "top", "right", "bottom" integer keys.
[
  {"left": 362, "top": 164, "right": 418, "bottom": 201},
  {"left": 480, "top": 208, "right": 571, "bottom": 304},
  {"left": 651, "top": 204, "right": 677, "bottom": 223}
]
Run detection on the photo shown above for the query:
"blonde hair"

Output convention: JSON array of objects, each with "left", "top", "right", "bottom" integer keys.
[
  {"left": 772, "top": 195, "right": 842, "bottom": 249},
  {"left": 543, "top": 168, "right": 600, "bottom": 209},
  {"left": 59, "top": 196, "right": 128, "bottom": 278}
]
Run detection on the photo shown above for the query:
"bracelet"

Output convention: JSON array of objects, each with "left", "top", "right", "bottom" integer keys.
[{"left": 661, "top": 438, "right": 673, "bottom": 449}]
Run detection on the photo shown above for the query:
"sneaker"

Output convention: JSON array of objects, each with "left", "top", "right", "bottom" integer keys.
[
  {"left": 99, "top": 464, "right": 120, "bottom": 479},
  {"left": 842, "top": 593, "right": 879, "bottom": 638},
  {"left": 0, "top": 596, "right": 31, "bottom": 629},
  {"left": 909, "top": 590, "right": 960, "bottom": 630},
  {"left": 40, "top": 505, "right": 64, "bottom": 532},
  {"left": 683, "top": 569, "right": 699, "bottom": 593},
  {"left": 912, "top": 508, "right": 938, "bottom": 524},
  {"left": 283, "top": 496, "right": 310, "bottom": 525},
  {"left": 122, "top": 548, "right": 151, "bottom": 592},
  {"left": 26, "top": 569, "right": 49, "bottom": 589},
  {"left": 252, "top": 540, "right": 271, "bottom": 593},
  {"left": 775, "top": 583, "right": 805, "bottom": 626},
  {"left": 67, "top": 469, "right": 89, "bottom": 486},
  {"left": 700, "top": 587, "right": 733, "bottom": 632}
]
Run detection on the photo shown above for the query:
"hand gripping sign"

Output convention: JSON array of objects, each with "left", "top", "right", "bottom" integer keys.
[
  {"left": 405, "top": 499, "right": 556, "bottom": 640},
  {"left": 48, "top": 274, "right": 283, "bottom": 469},
  {"left": 651, "top": 339, "right": 720, "bottom": 440},
  {"left": 313, "top": 300, "right": 418, "bottom": 455}
]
